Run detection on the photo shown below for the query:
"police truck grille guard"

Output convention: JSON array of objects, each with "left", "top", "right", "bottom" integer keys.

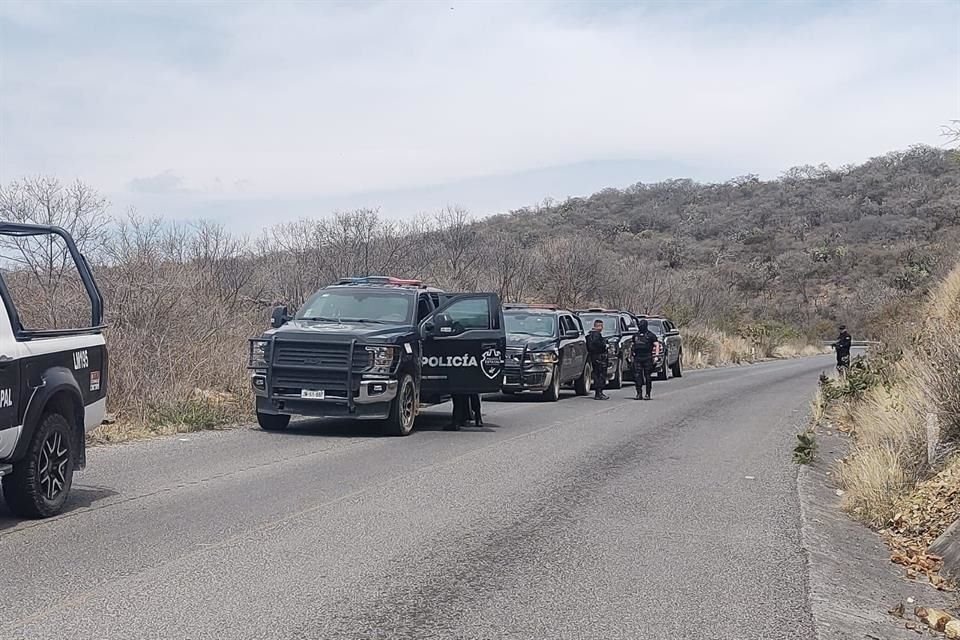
[
  {"left": 255, "top": 338, "right": 392, "bottom": 413},
  {"left": 504, "top": 345, "right": 543, "bottom": 388}
]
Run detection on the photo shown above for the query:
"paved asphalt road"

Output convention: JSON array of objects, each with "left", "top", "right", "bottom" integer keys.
[{"left": 0, "top": 356, "right": 835, "bottom": 640}]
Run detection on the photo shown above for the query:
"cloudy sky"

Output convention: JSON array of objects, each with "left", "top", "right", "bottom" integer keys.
[{"left": 1, "top": 0, "right": 958, "bottom": 230}]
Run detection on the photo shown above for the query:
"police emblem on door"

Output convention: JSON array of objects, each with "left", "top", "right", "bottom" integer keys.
[{"left": 480, "top": 348, "right": 504, "bottom": 380}]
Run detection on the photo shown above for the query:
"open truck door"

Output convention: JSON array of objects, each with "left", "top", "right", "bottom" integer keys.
[{"left": 419, "top": 293, "right": 505, "bottom": 397}]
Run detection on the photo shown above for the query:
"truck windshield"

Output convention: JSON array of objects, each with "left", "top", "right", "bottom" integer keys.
[
  {"left": 578, "top": 314, "right": 618, "bottom": 337},
  {"left": 297, "top": 290, "right": 413, "bottom": 324},
  {"left": 645, "top": 319, "right": 664, "bottom": 334},
  {"left": 504, "top": 312, "right": 556, "bottom": 337}
]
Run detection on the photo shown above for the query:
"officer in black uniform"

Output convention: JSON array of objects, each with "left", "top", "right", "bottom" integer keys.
[
  {"left": 586, "top": 319, "right": 610, "bottom": 400},
  {"left": 448, "top": 394, "right": 482, "bottom": 430},
  {"left": 631, "top": 319, "right": 660, "bottom": 400},
  {"left": 833, "top": 324, "right": 852, "bottom": 373}
]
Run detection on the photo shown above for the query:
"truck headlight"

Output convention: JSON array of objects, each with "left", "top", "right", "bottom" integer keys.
[
  {"left": 249, "top": 340, "right": 269, "bottom": 368},
  {"left": 365, "top": 345, "right": 396, "bottom": 373},
  {"left": 528, "top": 351, "right": 558, "bottom": 364}
]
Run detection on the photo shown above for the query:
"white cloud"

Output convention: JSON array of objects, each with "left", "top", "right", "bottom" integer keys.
[{"left": 0, "top": 0, "right": 957, "bottom": 219}]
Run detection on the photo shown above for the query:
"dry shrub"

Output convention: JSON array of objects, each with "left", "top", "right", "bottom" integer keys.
[
  {"left": 774, "top": 340, "right": 827, "bottom": 359},
  {"left": 684, "top": 325, "right": 753, "bottom": 368},
  {"left": 915, "top": 265, "right": 960, "bottom": 443},
  {"left": 685, "top": 325, "right": 824, "bottom": 369},
  {"left": 837, "top": 379, "right": 928, "bottom": 525},
  {"left": 810, "top": 386, "right": 828, "bottom": 425},
  {"left": 100, "top": 216, "right": 263, "bottom": 431}
]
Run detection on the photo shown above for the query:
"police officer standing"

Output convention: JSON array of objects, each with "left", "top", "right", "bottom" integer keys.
[
  {"left": 447, "top": 393, "right": 482, "bottom": 430},
  {"left": 586, "top": 319, "right": 610, "bottom": 400},
  {"left": 631, "top": 319, "right": 660, "bottom": 400},
  {"left": 833, "top": 324, "right": 852, "bottom": 374}
]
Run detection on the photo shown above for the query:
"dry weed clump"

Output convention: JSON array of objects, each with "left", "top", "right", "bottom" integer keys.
[
  {"left": 684, "top": 326, "right": 753, "bottom": 368},
  {"left": 915, "top": 265, "right": 960, "bottom": 443},
  {"left": 685, "top": 325, "right": 825, "bottom": 370}
]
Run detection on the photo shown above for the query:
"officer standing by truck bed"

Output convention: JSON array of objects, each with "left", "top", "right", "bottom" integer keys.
[
  {"left": 586, "top": 319, "right": 610, "bottom": 400},
  {"left": 631, "top": 319, "right": 660, "bottom": 400}
]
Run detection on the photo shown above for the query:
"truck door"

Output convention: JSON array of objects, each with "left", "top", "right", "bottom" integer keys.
[
  {"left": 558, "top": 315, "right": 579, "bottom": 381},
  {"left": 420, "top": 293, "right": 506, "bottom": 396},
  {"left": 0, "top": 300, "right": 22, "bottom": 458},
  {"left": 572, "top": 316, "right": 587, "bottom": 374}
]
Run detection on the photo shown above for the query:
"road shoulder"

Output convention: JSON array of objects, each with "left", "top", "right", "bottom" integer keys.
[{"left": 799, "top": 428, "right": 956, "bottom": 639}]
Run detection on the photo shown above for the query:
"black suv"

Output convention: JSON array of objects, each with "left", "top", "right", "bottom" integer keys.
[
  {"left": 249, "top": 277, "right": 506, "bottom": 436},
  {"left": 575, "top": 308, "right": 638, "bottom": 388},
  {"left": 501, "top": 304, "right": 591, "bottom": 400},
  {"left": 637, "top": 315, "right": 683, "bottom": 379}
]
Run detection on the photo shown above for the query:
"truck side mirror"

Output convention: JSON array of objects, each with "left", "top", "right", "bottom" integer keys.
[
  {"left": 421, "top": 321, "right": 435, "bottom": 340},
  {"left": 270, "top": 305, "right": 289, "bottom": 329},
  {"left": 564, "top": 329, "right": 580, "bottom": 339}
]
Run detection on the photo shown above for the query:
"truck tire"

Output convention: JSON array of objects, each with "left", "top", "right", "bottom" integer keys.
[
  {"left": 3, "top": 412, "right": 76, "bottom": 518},
  {"left": 671, "top": 350, "right": 683, "bottom": 378},
  {"left": 574, "top": 362, "right": 592, "bottom": 396},
  {"left": 257, "top": 412, "right": 290, "bottom": 431},
  {"left": 609, "top": 356, "right": 623, "bottom": 389},
  {"left": 384, "top": 374, "right": 417, "bottom": 436},
  {"left": 542, "top": 369, "right": 561, "bottom": 402},
  {"left": 657, "top": 357, "right": 669, "bottom": 380}
]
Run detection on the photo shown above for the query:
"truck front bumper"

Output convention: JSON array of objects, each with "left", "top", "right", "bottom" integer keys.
[
  {"left": 501, "top": 364, "right": 555, "bottom": 392},
  {"left": 254, "top": 376, "right": 399, "bottom": 420}
]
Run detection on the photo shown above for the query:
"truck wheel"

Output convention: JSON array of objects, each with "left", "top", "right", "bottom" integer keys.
[
  {"left": 671, "top": 350, "right": 683, "bottom": 378},
  {"left": 609, "top": 357, "right": 623, "bottom": 389},
  {"left": 2, "top": 412, "right": 76, "bottom": 518},
  {"left": 657, "top": 358, "right": 669, "bottom": 380},
  {"left": 384, "top": 374, "right": 417, "bottom": 436},
  {"left": 574, "top": 362, "right": 592, "bottom": 396},
  {"left": 542, "top": 370, "right": 561, "bottom": 402},
  {"left": 257, "top": 412, "right": 291, "bottom": 431}
]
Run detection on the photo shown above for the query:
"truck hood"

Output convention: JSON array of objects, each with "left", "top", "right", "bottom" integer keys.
[
  {"left": 263, "top": 319, "right": 415, "bottom": 343},
  {"left": 506, "top": 334, "right": 556, "bottom": 352}
]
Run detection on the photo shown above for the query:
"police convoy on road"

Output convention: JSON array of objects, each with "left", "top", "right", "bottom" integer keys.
[
  {"left": 248, "top": 276, "right": 684, "bottom": 436},
  {"left": 0, "top": 256, "right": 682, "bottom": 519}
]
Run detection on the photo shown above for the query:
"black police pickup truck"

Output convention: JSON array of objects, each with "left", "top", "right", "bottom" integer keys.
[
  {"left": 1, "top": 223, "right": 108, "bottom": 517},
  {"left": 249, "top": 277, "right": 506, "bottom": 436},
  {"left": 575, "top": 308, "right": 638, "bottom": 388},
  {"left": 501, "top": 304, "right": 591, "bottom": 400}
]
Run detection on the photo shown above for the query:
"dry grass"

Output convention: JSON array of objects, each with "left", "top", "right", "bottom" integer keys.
[
  {"left": 834, "top": 259, "right": 960, "bottom": 527},
  {"left": 88, "top": 389, "right": 249, "bottom": 445},
  {"left": 684, "top": 326, "right": 756, "bottom": 368},
  {"left": 774, "top": 341, "right": 829, "bottom": 359},
  {"left": 685, "top": 325, "right": 826, "bottom": 370},
  {"left": 810, "top": 386, "right": 829, "bottom": 426},
  {"left": 836, "top": 379, "right": 928, "bottom": 525}
]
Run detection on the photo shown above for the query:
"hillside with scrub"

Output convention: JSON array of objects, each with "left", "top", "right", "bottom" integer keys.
[
  {"left": 811, "top": 257, "right": 960, "bottom": 593},
  {"left": 0, "top": 144, "right": 957, "bottom": 438}
]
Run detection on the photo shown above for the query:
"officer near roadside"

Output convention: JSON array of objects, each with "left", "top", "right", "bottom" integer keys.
[
  {"left": 586, "top": 319, "right": 610, "bottom": 400},
  {"left": 833, "top": 324, "right": 853, "bottom": 373},
  {"left": 631, "top": 319, "right": 661, "bottom": 401}
]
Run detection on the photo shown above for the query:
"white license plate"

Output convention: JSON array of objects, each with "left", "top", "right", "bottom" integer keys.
[{"left": 300, "top": 389, "right": 326, "bottom": 399}]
